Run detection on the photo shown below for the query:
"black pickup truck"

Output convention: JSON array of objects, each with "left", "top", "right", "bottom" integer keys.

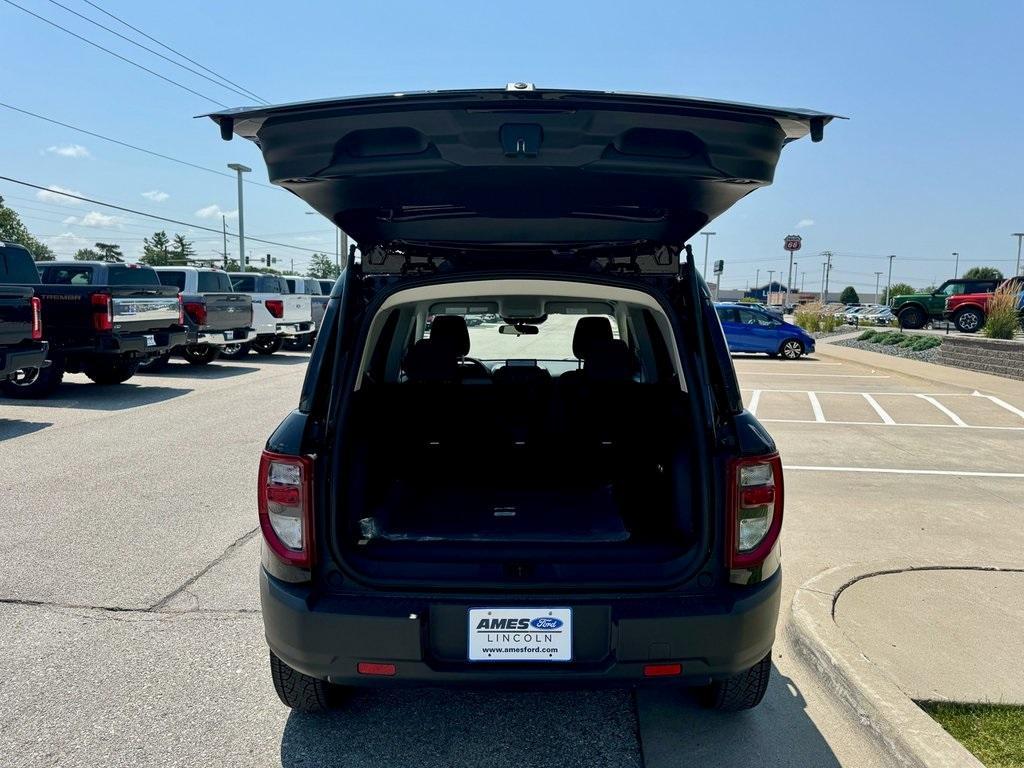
[
  {"left": 0, "top": 248, "right": 186, "bottom": 397},
  {"left": 0, "top": 244, "right": 48, "bottom": 383}
]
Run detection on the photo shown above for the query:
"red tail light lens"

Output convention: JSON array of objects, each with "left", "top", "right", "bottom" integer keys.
[
  {"left": 91, "top": 292, "right": 113, "bottom": 331},
  {"left": 258, "top": 451, "right": 313, "bottom": 567},
  {"left": 178, "top": 294, "right": 185, "bottom": 325},
  {"left": 728, "top": 454, "right": 784, "bottom": 569},
  {"left": 265, "top": 299, "right": 284, "bottom": 319},
  {"left": 30, "top": 296, "right": 42, "bottom": 340},
  {"left": 183, "top": 300, "right": 206, "bottom": 326}
]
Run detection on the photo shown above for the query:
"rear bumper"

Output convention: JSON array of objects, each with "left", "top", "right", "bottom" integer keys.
[
  {"left": 0, "top": 342, "right": 49, "bottom": 378},
  {"left": 260, "top": 567, "right": 781, "bottom": 687},
  {"left": 275, "top": 321, "right": 315, "bottom": 337},
  {"left": 98, "top": 328, "right": 187, "bottom": 356},
  {"left": 188, "top": 327, "right": 257, "bottom": 346}
]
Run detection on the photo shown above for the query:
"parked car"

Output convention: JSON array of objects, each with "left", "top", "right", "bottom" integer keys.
[
  {"left": 0, "top": 244, "right": 48, "bottom": 383},
  {"left": 225, "top": 272, "right": 314, "bottom": 356},
  {"left": 283, "top": 277, "right": 326, "bottom": 350},
  {"left": 716, "top": 302, "right": 816, "bottom": 359},
  {"left": 138, "top": 267, "right": 256, "bottom": 370},
  {"left": 210, "top": 87, "right": 835, "bottom": 712},
  {"left": 1, "top": 251, "right": 185, "bottom": 397},
  {"left": 890, "top": 278, "right": 1001, "bottom": 329},
  {"left": 944, "top": 277, "right": 1024, "bottom": 333}
]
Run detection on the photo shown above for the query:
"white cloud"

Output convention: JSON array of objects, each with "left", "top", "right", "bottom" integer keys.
[
  {"left": 61, "top": 211, "right": 122, "bottom": 228},
  {"left": 45, "top": 144, "right": 90, "bottom": 158},
  {"left": 44, "top": 231, "right": 89, "bottom": 255},
  {"left": 294, "top": 235, "right": 328, "bottom": 243},
  {"left": 141, "top": 189, "right": 169, "bottom": 202},
  {"left": 796, "top": 218, "right": 815, "bottom": 229},
  {"left": 195, "top": 204, "right": 237, "bottom": 220},
  {"left": 36, "top": 185, "right": 83, "bottom": 205}
]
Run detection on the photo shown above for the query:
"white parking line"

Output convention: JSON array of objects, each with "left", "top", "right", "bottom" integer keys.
[
  {"left": 738, "top": 373, "right": 890, "bottom": 378},
  {"left": 740, "top": 389, "right": 966, "bottom": 396},
  {"left": 975, "top": 391, "right": 1024, "bottom": 420},
  {"left": 787, "top": 465, "right": 1024, "bottom": 479},
  {"left": 748, "top": 390, "right": 762, "bottom": 417},
  {"left": 807, "top": 391, "right": 825, "bottom": 423},
  {"left": 760, "top": 419, "right": 1024, "bottom": 431},
  {"left": 916, "top": 394, "right": 967, "bottom": 427},
  {"left": 734, "top": 362, "right": 845, "bottom": 368},
  {"left": 862, "top": 393, "right": 895, "bottom": 425}
]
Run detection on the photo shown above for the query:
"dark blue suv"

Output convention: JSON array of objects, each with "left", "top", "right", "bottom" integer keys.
[{"left": 207, "top": 86, "right": 834, "bottom": 713}]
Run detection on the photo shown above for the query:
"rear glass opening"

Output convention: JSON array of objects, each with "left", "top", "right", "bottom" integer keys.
[
  {"left": 332, "top": 280, "right": 703, "bottom": 588},
  {"left": 197, "top": 271, "right": 233, "bottom": 292}
]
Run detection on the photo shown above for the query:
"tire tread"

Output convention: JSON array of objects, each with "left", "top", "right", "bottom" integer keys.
[
  {"left": 269, "top": 651, "right": 338, "bottom": 713},
  {"left": 704, "top": 653, "right": 772, "bottom": 712}
]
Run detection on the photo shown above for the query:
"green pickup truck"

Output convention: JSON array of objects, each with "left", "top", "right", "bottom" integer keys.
[{"left": 891, "top": 278, "right": 1001, "bottom": 329}]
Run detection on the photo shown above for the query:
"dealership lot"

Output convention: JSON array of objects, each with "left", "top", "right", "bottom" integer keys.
[{"left": 2, "top": 350, "right": 1023, "bottom": 767}]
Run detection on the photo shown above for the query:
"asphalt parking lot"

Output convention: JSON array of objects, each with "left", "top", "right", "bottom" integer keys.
[{"left": 2, "top": 348, "right": 1023, "bottom": 767}]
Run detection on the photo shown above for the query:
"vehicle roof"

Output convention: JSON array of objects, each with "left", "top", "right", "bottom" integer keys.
[{"left": 47, "top": 261, "right": 150, "bottom": 268}]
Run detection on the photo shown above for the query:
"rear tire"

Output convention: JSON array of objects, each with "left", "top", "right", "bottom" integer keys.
[
  {"left": 181, "top": 345, "right": 220, "bottom": 365},
  {"left": 218, "top": 342, "right": 251, "bottom": 360},
  {"left": 779, "top": 339, "right": 804, "bottom": 360},
  {"left": 252, "top": 336, "right": 284, "bottom": 355},
  {"left": 269, "top": 651, "right": 343, "bottom": 713},
  {"left": 84, "top": 357, "right": 140, "bottom": 385},
  {"left": 897, "top": 306, "right": 926, "bottom": 329},
  {"left": 137, "top": 353, "right": 171, "bottom": 373},
  {"left": 702, "top": 652, "right": 772, "bottom": 712},
  {"left": 953, "top": 307, "right": 984, "bottom": 333},
  {"left": 2, "top": 361, "right": 64, "bottom": 399}
]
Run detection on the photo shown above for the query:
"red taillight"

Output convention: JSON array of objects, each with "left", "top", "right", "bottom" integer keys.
[
  {"left": 258, "top": 451, "right": 314, "bottom": 568},
  {"left": 265, "top": 299, "right": 284, "bottom": 319},
  {"left": 727, "top": 454, "right": 784, "bottom": 570},
  {"left": 643, "top": 663, "right": 682, "bottom": 677},
  {"left": 183, "top": 300, "right": 206, "bottom": 326},
  {"left": 30, "top": 296, "right": 42, "bottom": 340},
  {"left": 91, "top": 292, "right": 113, "bottom": 331},
  {"left": 357, "top": 662, "right": 397, "bottom": 677},
  {"left": 178, "top": 294, "right": 185, "bottom": 325}
]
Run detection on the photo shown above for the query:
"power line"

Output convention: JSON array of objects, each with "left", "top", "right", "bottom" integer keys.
[
  {"left": 0, "top": 175, "right": 333, "bottom": 256},
  {"left": 0, "top": 101, "right": 279, "bottom": 191},
  {"left": 44, "top": 0, "right": 266, "bottom": 105},
  {"left": 81, "top": 0, "right": 267, "bottom": 104},
  {"left": 1, "top": 0, "right": 229, "bottom": 107}
]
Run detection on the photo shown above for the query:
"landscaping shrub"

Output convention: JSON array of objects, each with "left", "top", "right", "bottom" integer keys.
[
  {"left": 857, "top": 330, "right": 877, "bottom": 341},
  {"left": 983, "top": 286, "right": 1022, "bottom": 340},
  {"left": 794, "top": 303, "right": 823, "bottom": 333},
  {"left": 820, "top": 313, "right": 841, "bottom": 333}
]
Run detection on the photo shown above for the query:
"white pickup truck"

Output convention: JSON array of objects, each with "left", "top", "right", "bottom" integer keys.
[{"left": 226, "top": 272, "right": 314, "bottom": 356}]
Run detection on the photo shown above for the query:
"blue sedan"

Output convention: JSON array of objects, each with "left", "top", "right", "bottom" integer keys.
[{"left": 715, "top": 303, "right": 816, "bottom": 359}]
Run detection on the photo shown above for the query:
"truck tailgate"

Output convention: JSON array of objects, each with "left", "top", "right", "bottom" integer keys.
[
  {"left": 281, "top": 294, "right": 311, "bottom": 324},
  {"left": 112, "top": 291, "right": 180, "bottom": 332},
  {"left": 194, "top": 292, "right": 253, "bottom": 331}
]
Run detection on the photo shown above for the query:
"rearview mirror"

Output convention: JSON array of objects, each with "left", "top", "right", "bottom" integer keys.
[{"left": 499, "top": 324, "right": 539, "bottom": 336}]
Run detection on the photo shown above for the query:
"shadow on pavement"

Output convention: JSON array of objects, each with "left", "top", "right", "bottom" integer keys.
[
  {"left": 137, "top": 363, "right": 261, "bottom": 379},
  {"left": 280, "top": 688, "right": 641, "bottom": 768},
  {"left": 225, "top": 352, "right": 310, "bottom": 366},
  {"left": 637, "top": 666, "right": 840, "bottom": 768},
  {"left": 0, "top": 418, "right": 52, "bottom": 441},
  {"left": 0, "top": 382, "right": 191, "bottom": 411}
]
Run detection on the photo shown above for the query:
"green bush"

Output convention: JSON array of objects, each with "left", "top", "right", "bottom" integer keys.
[
  {"left": 913, "top": 337, "right": 941, "bottom": 351},
  {"left": 793, "top": 303, "right": 823, "bottom": 333},
  {"left": 897, "top": 336, "right": 917, "bottom": 347},
  {"left": 983, "top": 288, "right": 1021, "bottom": 340},
  {"left": 857, "top": 330, "right": 878, "bottom": 341},
  {"left": 820, "top": 313, "right": 841, "bottom": 333}
]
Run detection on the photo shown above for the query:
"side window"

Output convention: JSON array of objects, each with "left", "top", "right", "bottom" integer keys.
[
  {"left": 941, "top": 282, "right": 964, "bottom": 297},
  {"left": 157, "top": 271, "right": 187, "bottom": 290},
  {"left": 737, "top": 309, "right": 773, "bottom": 326},
  {"left": 43, "top": 266, "right": 93, "bottom": 284},
  {"left": 285, "top": 278, "right": 298, "bottom": 294},
  {"left": 232, "top": 276, "right": 255, "bottom": 292},
  {"left": 716, "top": 306, "right": 738, "bottom": 323}
]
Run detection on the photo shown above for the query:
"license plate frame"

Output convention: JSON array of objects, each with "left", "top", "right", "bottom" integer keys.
[{"left": 467, "top": 607, "right": 572, "bottom": 662}]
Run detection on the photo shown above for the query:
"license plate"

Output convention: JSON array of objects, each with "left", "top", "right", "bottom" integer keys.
[
  {"left": 144, "top": 335, "right": 156, "bottom": 347},
  {"left": 468, "top": 607, "right": 572, "bottom": 662},
  {"left": 223, "top": 330, "right": 236, "bottom": 341}
]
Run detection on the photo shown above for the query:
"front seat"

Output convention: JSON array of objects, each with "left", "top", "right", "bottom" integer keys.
[
  {"left": 428, "top": 315, "right": 489, "bottom": 380},
  {"left": 560, "top": 316, "right": 614, "bottom": 384}
]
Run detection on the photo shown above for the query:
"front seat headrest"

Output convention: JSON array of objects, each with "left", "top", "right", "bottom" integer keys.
[
  {"left": 403, "top": 339, "right": 457, "bottom": 382},
  {"left": 584, "top": 340, "right": 635, "bottom": 381},
  {"left": 572, "top": 316, "right": 613, "bottom": 360},
  {"left": 429, "top": 315, "right": 470, "bottom": 357}
]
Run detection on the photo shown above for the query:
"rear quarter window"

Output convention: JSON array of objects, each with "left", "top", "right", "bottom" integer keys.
[
  {"left": 197, "top": 271, "right": 233, "bottom": 292},
  {"left": 107, "top": 266, "right": 161, "bottom": 286},
  {"left": 231, "top": 275, "right": 256, "bottom": 292},
  {"left": 0, "top": 245, "right": 42, "bottom": 283},
  {"left": 259, "top": 276, "right": 287, "bottom": 293}
]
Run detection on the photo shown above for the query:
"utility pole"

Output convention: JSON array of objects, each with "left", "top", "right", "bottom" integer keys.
[
  {"left": 886, "top": 254, "right": 895, "bottom": 305},
  {"left": 755, "top": 268, "right": 760, "bottom": 296},
  {"left": 800, "top": 271, "right": 806, "bottom": 292},
  {"left": 700, "top": 231, "right": 716, "bottom": 278},
  {"left": 221, "top": 215, "right": 228, "bottom": 270},
  {"left": 952, "top": 251, "right": 959, "bottom": 279},
  {"left": 1013, "top": 233, "right": 1024, "bottom": 276},
  {"left": 791, "top": 260, "right": 798, "bottom": 301},
  {"left": 227, "top": 163, "right": 251, "bottom": 270},
  {"left": 291, "top": 257, "right": 295, "bottom": 274},
  {"left": 820, "top": 261, "right": 827, "bottom": 302},
  {"left": 767, "top": 270, "right": 775, "bottom": 305},
  {"left": 874, "top": 271, "right": 883, "bottom": 303},
  {"left": 822, "top": 251, "right": 833, "bottom": 302}
]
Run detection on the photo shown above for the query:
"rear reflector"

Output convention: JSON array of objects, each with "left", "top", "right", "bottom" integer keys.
[
  {"left": 643, "top": 663, "right": 682, "bottom": 677},
  {"left": 357, "top": 662, "right": 397, "bottom": 677}
]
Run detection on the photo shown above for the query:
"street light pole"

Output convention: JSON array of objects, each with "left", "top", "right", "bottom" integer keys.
[
  {"left": 952, "top": 251, "right": 959, "bottom": 279},
  {"left": 886, "top": 254, "right": 895, "bottom": 305},
  {"left": 767, "top": 270, "right": 775, "bottom": 305},
  {"left": 700, "top": 231, "right": 716, "bottom": 278},
  {"left": 820, "top": 261, "right": 827, "bottom": 302},
  {"left": 874, "top": 271, "right": 883, "bottom": 303},
  {"left": 227, "top": 163, "right": 251, "bottom": 270},
  {"left": 1013, "top": 233, "right": 1024, "bottom": 276},
  {"left": 221, "top": 215, "right": 228, "bottom": 270},
  {"left": 754, "top": 268, "right": 760, "bottom": 297},
  {"left": 822, "top": 251, "right": 833, "bottom": 301}
]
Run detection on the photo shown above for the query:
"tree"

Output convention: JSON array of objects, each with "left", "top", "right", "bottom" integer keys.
[
  {"left": 94, "top": 242, "right": 124, "bottom": 262},
  {"left": 307, "top": 252, "right": 340, "bottom": 280},
  {"left": 0, "top": 195, "right": 56, "bottom": 260},
  {"left": 962, "top": 266, "right": 1003, "bottom": 281},
  {"left": 170, "top": 233, "right": 195, "bottom": 264},
  {"left": 140, "top": 230, "right": 172, "bottom": 266},
  {"left": 918, "top": 285, "right": 937, "bottom": 294},
  {"left": 74, "top": 247, "right": 101, "bottom": 260},
  {"left": 839, "top": 286, "right": 860, "bottom": 304},
  {"left": 880, "top": 282, "right": 915, "bottom": 303}
]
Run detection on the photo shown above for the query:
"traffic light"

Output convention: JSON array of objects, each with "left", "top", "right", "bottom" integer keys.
[
  {"left": 266, "top": 254, "right": 272, "bottom": 266},
  {"left": 713, "top": 259, "right": 724, "bottom": 274}
]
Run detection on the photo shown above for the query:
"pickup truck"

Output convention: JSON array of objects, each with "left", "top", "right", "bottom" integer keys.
[
  {"left": 0, "top": 251, "right": 185, "bottom": 397},
  {"left": 224, "top": 272, "right": 313, "bottom": 357},
  {"left": 283, "top": 277, "right": 326, "bottom": 350},
  {"left": 891, "top": 277, "right": 1001, "bottom": 329},
  {"left": 945, "top": 276, "right": 1024, "bottom": 332},
  {"left": 143, "top": 266, "right": 256, "bottom": 369},
  {"left": 0, "top": 243, "right": 48, "bottom": 385}
]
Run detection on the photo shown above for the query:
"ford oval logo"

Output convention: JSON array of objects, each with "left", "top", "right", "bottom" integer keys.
[{"left": 530, "top": 617, "right": 563, "bottom": 630}]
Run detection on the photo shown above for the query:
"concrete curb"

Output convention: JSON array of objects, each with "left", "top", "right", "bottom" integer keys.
[{"left": 788, "top": 562, "right": 1024, "bottom": 768}]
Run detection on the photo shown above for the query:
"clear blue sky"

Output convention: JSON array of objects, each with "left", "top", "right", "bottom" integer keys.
[{"left": 2, "top": 0, "right": 1022, "bottom": 293}]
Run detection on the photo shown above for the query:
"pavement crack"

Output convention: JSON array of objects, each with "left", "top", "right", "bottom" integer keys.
[{"left": 148, "top": 527, "right": 260, "bottom": 611}]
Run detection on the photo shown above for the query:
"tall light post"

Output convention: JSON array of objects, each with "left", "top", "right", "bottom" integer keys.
[
  {"left": 1013, "top": 233, "right": 1024, "bottom": 276},
  {"left": 221, "top": 215, "right": 228, "bottom": 270},
  {"left": 767, "top": 270, "right": 775, "bottom": 305},
  {"left": 886, "top": 254, "right": 895, "bottom": 305},
  {"left": 700, "top": 231, "right": 716, "bottom": 278},
  {"left": 874, "top": 271, "right": 883, "bottom": 303},
  {"left": 952, "top": 251, "right": 959, "bottom": 279},
  {"left": 227, "top": 163, "right": 251, "bottom": 270},
  {"left": 754, "top": 268, "right": 760, "bottom": 298}
]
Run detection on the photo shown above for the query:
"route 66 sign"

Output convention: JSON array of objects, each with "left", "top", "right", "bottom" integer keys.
[{"left": 784, "top": 235, "right": 802, "bottom": 252}]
